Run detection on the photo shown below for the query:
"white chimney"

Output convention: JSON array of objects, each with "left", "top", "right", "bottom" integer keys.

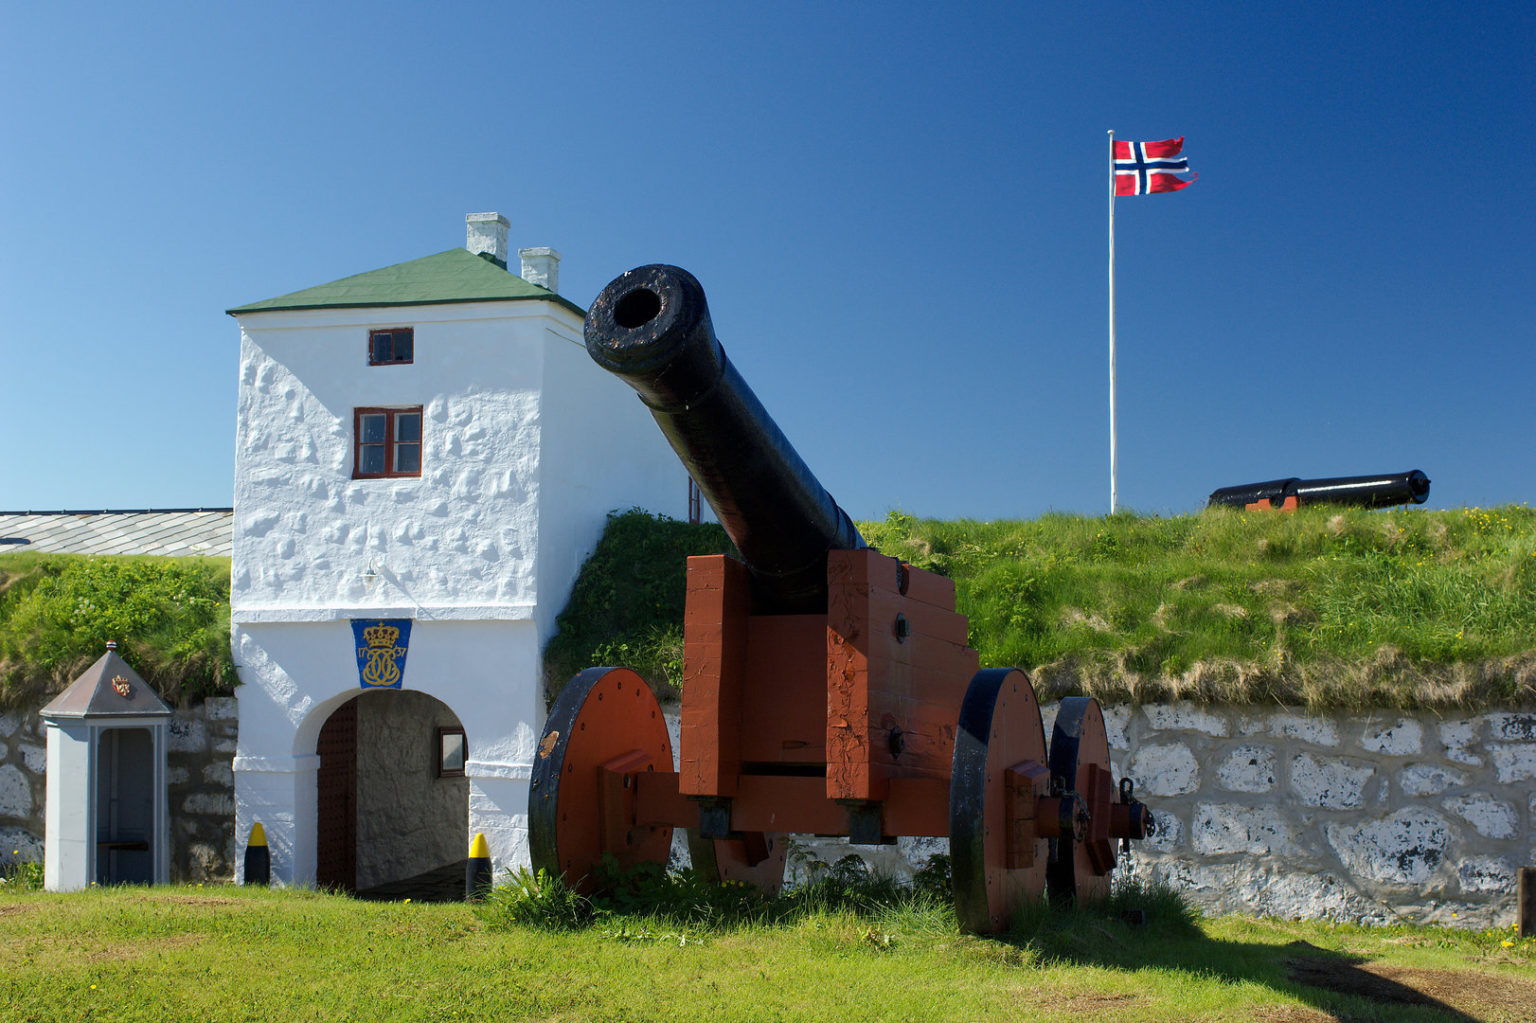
[
  {"left": 519, "top": 246, "right": 561, "bottom": 294},
  {"left": 465, "top": 212, "right": 510, "bottom": 267}
]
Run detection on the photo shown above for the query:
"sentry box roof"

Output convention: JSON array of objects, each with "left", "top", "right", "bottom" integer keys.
[{"left": 41, "top": 646, "right": 172, "bottom": 720}]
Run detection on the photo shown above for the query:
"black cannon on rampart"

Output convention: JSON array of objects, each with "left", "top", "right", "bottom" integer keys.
[
  {"left": 528, "top": 265, "right": 1152, "bottom": 932},
  {"left": 1209, "top": 470, "right": 1430, "bottom": 512}
]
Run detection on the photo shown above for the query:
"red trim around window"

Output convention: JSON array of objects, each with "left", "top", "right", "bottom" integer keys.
[{"left": 353, "top": 406, "right": 424, "bottom": 479}]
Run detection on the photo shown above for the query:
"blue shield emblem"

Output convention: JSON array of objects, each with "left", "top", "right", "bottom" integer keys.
[{"left": 351, "top": 619, "right": 412, "bottom": 690}]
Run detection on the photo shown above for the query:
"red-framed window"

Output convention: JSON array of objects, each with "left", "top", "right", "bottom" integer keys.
[
  {"left": 368, "top": 328, "right": 414, "bottom": 366},
  {"left": 354, "top": 407, "right": 423, "bottom": 478}
]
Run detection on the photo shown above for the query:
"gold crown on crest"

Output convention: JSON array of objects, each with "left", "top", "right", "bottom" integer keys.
[{"left": 363, "top": 623, "right": 400, "bottom": 649}]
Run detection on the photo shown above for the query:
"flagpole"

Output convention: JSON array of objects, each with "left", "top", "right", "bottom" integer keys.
[{"left": 1107, "top": 129, "right": 1118, "bottom": 514}]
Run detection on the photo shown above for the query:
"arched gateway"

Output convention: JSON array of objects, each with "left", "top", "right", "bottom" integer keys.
[{"left": 314, "top": 690, "right": 468, "bottom": 894}]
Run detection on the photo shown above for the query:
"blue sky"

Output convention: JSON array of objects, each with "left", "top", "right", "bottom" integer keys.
[{"left": 3, "top": 1, "right": 1532, "bottom": 520}]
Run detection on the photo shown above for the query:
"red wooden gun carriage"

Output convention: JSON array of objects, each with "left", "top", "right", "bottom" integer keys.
[{"left": 529, "top": 265, "right": 1152, "bottom": 932}]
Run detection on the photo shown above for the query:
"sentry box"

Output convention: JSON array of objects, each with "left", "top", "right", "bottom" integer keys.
[{"left": 42, "top": 642, "right": 172, "bottom": 891}]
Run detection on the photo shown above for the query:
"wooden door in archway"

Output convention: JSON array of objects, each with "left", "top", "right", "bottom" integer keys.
[{"left": 316, "top": 698, "right": 358, "bottom": 891}]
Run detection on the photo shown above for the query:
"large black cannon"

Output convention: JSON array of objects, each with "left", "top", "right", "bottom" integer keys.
[
  {"left": 1209, "top": 470, "right": 1430, "bottom": 511},
  {"left": 585, "top": 264, "right": 864, "bottom": 614},
  {"left": 531, "top": 264, "right": 1152, "bottom": 932}
]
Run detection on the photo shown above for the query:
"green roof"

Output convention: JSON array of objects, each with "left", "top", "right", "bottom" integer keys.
[{"left": 227, "top": 248, "right": 585, "bottom": 317}]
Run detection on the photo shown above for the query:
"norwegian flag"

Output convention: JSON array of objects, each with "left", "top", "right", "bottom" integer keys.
[{"left": 1113, "top": 137, "right": 1197, "bottom": 196}]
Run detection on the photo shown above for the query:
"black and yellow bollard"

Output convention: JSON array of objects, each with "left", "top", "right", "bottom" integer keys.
[
  {"left": 465, "top": 833, "right": 492, "bottom": 902},
  {"left": 244, "top": 822, "right": 270, "bottom": 886}
]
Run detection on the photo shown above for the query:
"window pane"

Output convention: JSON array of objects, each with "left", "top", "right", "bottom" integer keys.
[
  {"left": 396, "top": 413, "right": 421, "bottom": 443},
  {"left": 360, "top": 413, "right": 387, "bottom": 443},
  {"left": 394, "top": 443, "right": 421, "bottom": 474},
  {"left": 394, "top": 331, "right": 413, "bottom": 362},
  {"left": 440, "top": 731, "right": 465, "bottom": 774},
  {"left": 369, "top": 333, "right": 388, "bottom": 362},
  {"left": 360, "top": 444, "right": 385, "bottom": 475}
]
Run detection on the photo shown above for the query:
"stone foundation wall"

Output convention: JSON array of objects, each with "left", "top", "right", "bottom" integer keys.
[
  {"left": 1102, "top": 703, "right": 1535, "bottom": 928},
  {"left": 8, "top": 696, "right": 1533, "bottom": 927},
  {"left": 0, "top": 699, "right": 237, "bottom": 882},
  {"left": 0, "top": 710, "right": 47, "bottom": 869},
  {"left": 668, "top": 703, "right": 1534, "bottom": 929}
]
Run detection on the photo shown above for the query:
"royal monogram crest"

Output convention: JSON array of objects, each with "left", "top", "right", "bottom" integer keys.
[
  {"left": 350, "top": 618, "right": 412, "bottom": 690},
  {"left": 111, "top": 674, "right": 132, "bottom": 698}
]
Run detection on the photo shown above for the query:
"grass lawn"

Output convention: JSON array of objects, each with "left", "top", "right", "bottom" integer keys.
[{"left": 3, "top": 885, "right": 1533, "bottom": 1022}]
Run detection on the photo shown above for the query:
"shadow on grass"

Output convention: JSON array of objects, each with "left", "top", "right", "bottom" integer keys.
[
  {"left": 996, "top": 882, "right": 1523, "bottom": 1023},
  {"left": 479, "top": 858, "right": 1529, "bottom": 1021}
]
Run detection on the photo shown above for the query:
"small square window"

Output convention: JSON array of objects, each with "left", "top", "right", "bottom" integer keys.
[
  {"left": 369, "top": 328, "right": 414, "bottom": 365},
  {"left": 354, "top": 406, "right": 424, "bottom": 479},
  {"left": 438, "top": 727, "right": 466, "bottom": 777}
]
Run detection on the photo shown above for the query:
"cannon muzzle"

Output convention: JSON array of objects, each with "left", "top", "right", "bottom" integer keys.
[
  {"left": 586, "top": 264, "right": 864, "bottom": 613},
  {"left": 1209, "top": 470, "right": 1430, "bottom": 510}
]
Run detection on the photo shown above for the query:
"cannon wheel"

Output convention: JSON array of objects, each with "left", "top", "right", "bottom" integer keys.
[
  {"left": 949, "top": 668, "right": 1050, "bottom": 934},
  {"left": 1046, "top": 696, "right": 1115, "bottom": 905},
  {"left": 529, "top": 667, "right": 674, "bottom": 890},
  {"left": 686, "top": 831, "right": 787, "bottom": 894}
]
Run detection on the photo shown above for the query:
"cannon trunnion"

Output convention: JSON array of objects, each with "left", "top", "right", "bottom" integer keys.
[{"left": 529, "top": 265, "right": 1152, "bottom": 932}]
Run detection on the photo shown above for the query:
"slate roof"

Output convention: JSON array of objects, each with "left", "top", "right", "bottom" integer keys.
[
  {"left": 226, "top": 247, "right": 586, "bottom": 318},
  {"left": 41, "top": 647, "right": 172, "bottom": 719},
  {"left": 0, "top": 509, "right": 232, "bottom": 557}
]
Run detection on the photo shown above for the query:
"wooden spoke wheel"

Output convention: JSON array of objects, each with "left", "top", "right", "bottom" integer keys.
[
  {"left": 685, "top": 830, "right": 787, "bottom": 895},
  {"left": 1046, "top": 696, "right": 1117, "bottom": 905},
  {"left": 529, "top": 667, "right": 674, "bottom": 890},
  {"left": 949, "top": 668, "right": 1050, "bottom": 934}
]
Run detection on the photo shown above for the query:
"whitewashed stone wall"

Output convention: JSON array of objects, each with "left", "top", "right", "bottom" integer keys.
[
  {"left": 1, "top": 699, "right": 237, "bottom": 882},
  {"left": 696, "top": 703, "right": 1534, "bottom": 928},
  {"left": 13, "top": 697, "right": 1529, "bottom": 927},
  {"left": 0, "top": 709, "right": 46, "bottom": 870},
  {"left": 231, "top": 304, "right": 678, "bottom": 622},
  {"left": 230, "top": 295, "right": 684, "bottom": 887},
  {"left": 1084, "top": 702, "right": 1535, "bottom": 928}
]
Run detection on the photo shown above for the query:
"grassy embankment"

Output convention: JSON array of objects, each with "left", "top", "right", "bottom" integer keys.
[
  {"left": 547, "top": 505, "right": 1536, "bottom": 710},
  {"left": 3, "top": 504, "right": 1533, "bottom": 712},
  {"left": 0, "top": 553, "right": 235, "bottom": 708},
  {"left": 1, "top": 880, "right": 1533, "bottom": 1022}
]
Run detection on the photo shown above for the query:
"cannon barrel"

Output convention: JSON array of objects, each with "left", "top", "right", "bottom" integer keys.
[
  {"left": 585, "top": 264, "right": 865, "bottom": 613},
  {"left": 1209, "top": 470, "right": 1430, "bottom": 510}
]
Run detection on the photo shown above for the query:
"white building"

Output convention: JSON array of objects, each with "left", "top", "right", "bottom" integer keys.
[{"left": 227, "top": 213, "right": 682, "bottom": 890}]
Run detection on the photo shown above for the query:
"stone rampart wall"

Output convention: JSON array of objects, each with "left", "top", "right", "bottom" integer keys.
[
  {"left": 0, "top": 710, "right": 47, "bottom": 869},
  {"left": 683, "top": 703, "right": 1535, "bottom": 929},
  {"left": 8, "top": 697, "right": 1533, "bottom": 928},
  {"left": 0, "top": 699, "right": 237, "bottom": 882},
  {"left": 1072, "top": 702, "right": 1534, "bottom": 928}
]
